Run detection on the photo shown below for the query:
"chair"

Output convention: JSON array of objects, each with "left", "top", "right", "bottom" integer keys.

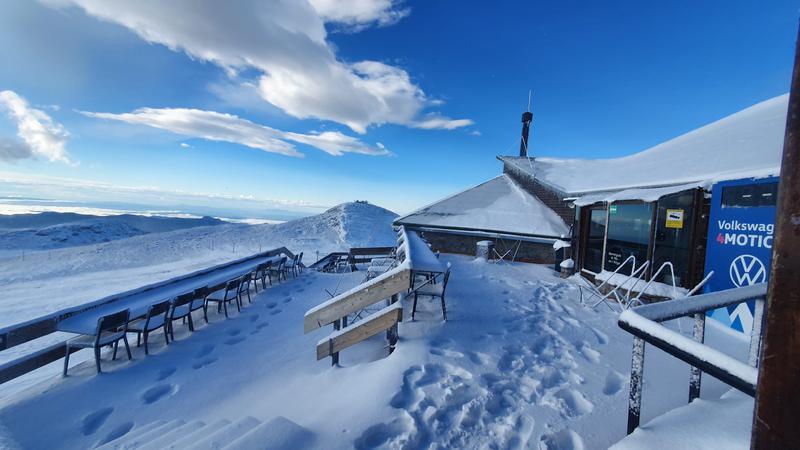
[
  {"left": 284, "top": 254, "right": 300, "bottom": 278},
  {"left": 168, "top": 291, "right": 195, "bottom": 338},
  {"left": 63, "top": 309, "right": 132, "bottom": 375},
  {"left": 412, "top": 266, "right": 452, "bottom": 321},
  {"left": 297, "top": 252, "right": 304, "bottom": 274},
  {"left": 252, "top": 263, "right": 270, "bottom": 292},
  {"left": 204, "top": 278, "right": 242, "bottom": 321},
  {"left": 128, "top": 300, "right": 171, "bottom": 355},
  {"left": 238, "top": 272, "right": 253, "bottom": 304},
  {"left": 268, "top": 257, "right": 287, "bottom": 283}
]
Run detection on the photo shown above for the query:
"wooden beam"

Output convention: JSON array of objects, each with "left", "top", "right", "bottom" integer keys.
[
  {"left": 316, "top": 303, "right": 403, "bottom": 360},
  {"left": 303, "top": 268, "right": 411, "bottom": 333},
  {"left": 0, "top": 342, "right": 78, "bottom": 384},
  {"left": 751, "top": 22, "right": 800, "bottom": 449}
]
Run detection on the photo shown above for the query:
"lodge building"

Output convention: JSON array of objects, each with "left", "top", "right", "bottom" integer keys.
[{"left": 395, "top": 94, "right": 784, "bottom": 328}]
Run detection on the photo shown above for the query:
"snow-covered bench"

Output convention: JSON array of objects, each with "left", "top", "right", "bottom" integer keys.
[{"left": 304, "top": 227, "right": 445, "bottom": 365}]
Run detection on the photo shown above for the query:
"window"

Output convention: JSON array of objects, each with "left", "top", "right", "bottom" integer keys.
[
  {"left": 721, "top": 182, "right": 778, "bottom": 208},
  {"left": 604, "top": 202, "right": 652, "bottom": 272},
  {"left": 653, "top": 191, "right": 696, "bottom": 288}
]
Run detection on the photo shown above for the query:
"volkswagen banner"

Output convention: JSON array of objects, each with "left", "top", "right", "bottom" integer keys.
[{"left": 703, "top": 177, "right": 778, "bottom": 334}]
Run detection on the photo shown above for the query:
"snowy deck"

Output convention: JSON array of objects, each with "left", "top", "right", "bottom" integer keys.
[{"left": 0, "top": 256, "right": 753, "bottom": 449}]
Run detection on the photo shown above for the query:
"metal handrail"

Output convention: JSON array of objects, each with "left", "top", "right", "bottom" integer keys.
[{"left": 617, "top": 283, "right": 767, "bottom": 434}]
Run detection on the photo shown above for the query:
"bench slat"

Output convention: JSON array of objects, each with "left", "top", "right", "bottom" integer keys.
[{"left": 316, "top": 303, "right": 403, "bottom": 360}]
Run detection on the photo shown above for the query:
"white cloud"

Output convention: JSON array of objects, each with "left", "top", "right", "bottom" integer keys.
[
  {"left": 309, "top": 0, "right": 410, "bottom": 30},
  {"left": 0, "top": 90, "right": 70, "bottom": 163},
  {"left": 44, "top": 0, "right": 472, "bottom": 134},
  {"left": 81, "top": 107, "right": 390, "bottom": 157},
  {"left": 179, "top": 142, "right": 191, "bottom": 148}
]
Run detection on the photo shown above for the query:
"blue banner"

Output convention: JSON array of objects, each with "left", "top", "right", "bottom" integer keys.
[{"left": 704, "top": 177, "right": 777, "bottom": 333}]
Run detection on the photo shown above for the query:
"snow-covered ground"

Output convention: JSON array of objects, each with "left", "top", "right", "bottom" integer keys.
[{"left": 0, "top": 255, "right": 752, "bottom": 449}]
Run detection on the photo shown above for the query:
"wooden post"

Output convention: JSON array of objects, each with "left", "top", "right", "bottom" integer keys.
[
  {"left": 751, "top": 22, "right": 800, "bottom": 449},
  {"left": 626, "top": 337, "right": 645, "bottom": 434},
  {"left": 688, "top": 312, "right": 705, "bottom": 402},
  {"left": 387, "top": 294, "right": 399, "bottom": 353},
  {"left": 331, "top": 319, "right": 340, "bottom": 366}
]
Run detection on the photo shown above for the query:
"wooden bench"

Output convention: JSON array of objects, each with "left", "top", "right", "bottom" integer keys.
[{"left": 316, "top": 303, "right": 403, "bottom": 360}]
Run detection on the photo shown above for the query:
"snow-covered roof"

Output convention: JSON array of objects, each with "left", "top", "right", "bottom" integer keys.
[
  {"left": 501, "top": 94, "right": 787, "bottom": 196},
  {"left": 396, "top": 174, "right": 569, "bottom": 238}
]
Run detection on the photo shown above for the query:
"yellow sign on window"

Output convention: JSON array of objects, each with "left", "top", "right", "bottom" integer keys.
[{"left": 666, "top": 209, "right": 684, "bottom": 229}]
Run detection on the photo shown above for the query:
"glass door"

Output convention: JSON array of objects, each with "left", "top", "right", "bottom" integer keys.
[{"left": 583, "top": 206, "right": 606, "bottom": 273}]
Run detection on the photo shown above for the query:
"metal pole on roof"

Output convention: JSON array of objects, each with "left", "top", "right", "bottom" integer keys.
[{"left": 750, "top": 21, "right": 800, "bottom": 449}]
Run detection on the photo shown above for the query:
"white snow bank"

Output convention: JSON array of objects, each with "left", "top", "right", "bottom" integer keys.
[
  {"left": 502, "top": 94, "right": 787, "bottom": 195},
  {"left": 396, "top": 174, "right": 569, "bottom": 237},
  {"left": 611, "top": 390, "right": 753, "bottom": 449},
  {"left": 560, "top": 258, "right": 575, "bottom": 269}
]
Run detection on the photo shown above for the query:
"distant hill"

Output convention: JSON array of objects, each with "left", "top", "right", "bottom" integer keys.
[
  {"left": 0, "top": 213, "right": 225, "bottom": 251},
  {"left": 0, "top": 202, "right": 399, "bottom": 288}
]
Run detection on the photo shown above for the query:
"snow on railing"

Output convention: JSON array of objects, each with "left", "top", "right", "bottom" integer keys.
[
  {"left": 0, "top": 246, "right": 297, "bottom": 385},
  {"left": 617, "top": 283, "right": 767, "bottom": 434}
]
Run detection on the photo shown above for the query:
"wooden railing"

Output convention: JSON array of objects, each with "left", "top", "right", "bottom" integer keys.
[
  {"left": 0, "top": 247, "right": 296, "bottom": 384},
  {"left": 304, "top": 229, "right": 415, "bottom": 365}
]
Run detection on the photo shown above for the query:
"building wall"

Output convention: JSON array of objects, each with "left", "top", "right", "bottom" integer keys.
[{"left": 414, "top": 229, "right": 557, "bottom": 264}]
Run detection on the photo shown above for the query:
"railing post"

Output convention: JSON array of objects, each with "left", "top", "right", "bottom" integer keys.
[
  {"left": 627, "top": 337, "right": 645, "bottom": 434},
  {"left": 688, "top": 312, "right": 706, "bottom": 402},
  {"left": 748, "top": 298, "right": 765, "bottom": 367},
  {"left": 331, "top": 319, "right": 341, "bottom": 366},
  {"left": 387, "top": 294, "right": 399, "bottom": 353}
]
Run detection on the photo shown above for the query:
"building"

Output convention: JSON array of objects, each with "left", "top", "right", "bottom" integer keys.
[{"left": 396, "top": 94, "right": 785, "bottom": 310}]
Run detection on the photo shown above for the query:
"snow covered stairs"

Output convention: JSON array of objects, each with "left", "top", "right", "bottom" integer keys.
[{"left": 95, "top": 416, "right": 314, "bottom": 449}]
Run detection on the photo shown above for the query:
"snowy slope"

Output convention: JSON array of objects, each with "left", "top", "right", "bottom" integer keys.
[
  {"left": 502, "top": 94, "right": 787, "bottom": 195},
  {"left": 0, "top": 213, "right": 225, "bottom": 253}
]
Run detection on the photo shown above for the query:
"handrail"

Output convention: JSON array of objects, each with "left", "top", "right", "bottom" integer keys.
[{"left": 617, "top": 283, "right": 767, "bottom": 434}]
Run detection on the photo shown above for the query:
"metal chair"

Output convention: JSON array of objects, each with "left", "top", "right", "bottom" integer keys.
[
  {"left": 284, "top": 254, "right": 301, "bottom": 278},
  {"left": 252, "top": 263, "right": 269, "bottom": 292},
  {"left": 268, "top": 257, "right": 287, "bottom": 283},
  {"left": 128, "top": 300, "right": 171, "bottom": 355},
  {"left": 204, "top": 278, "right": 242, "bottom": 321},
  {"left": 412, "top": 266, "right": 452, "bottom": 321},
  {"left": 168, "top": 291, "right": 195, "bottom": 338},
  {"left": 63, "top": 309, "right": 132, "bottom": 375},
  {"left": 238, "top": 272, "right": 253, "bottom": 304}
]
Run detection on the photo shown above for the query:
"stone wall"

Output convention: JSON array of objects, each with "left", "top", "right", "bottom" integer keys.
[{"left": 415, "top": 229, "right": 557, "bottom": 264}]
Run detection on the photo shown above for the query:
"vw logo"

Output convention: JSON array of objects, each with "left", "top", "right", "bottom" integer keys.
[{"left": 729, "top": 254, "right": 767, "bottom": 287}]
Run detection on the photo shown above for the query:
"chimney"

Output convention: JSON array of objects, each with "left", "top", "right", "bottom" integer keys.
[{"left": 519, "top": 110, "right": 533, "bottom": 157}]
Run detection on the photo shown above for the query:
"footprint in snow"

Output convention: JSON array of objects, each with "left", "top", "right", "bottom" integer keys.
[
  {"left": 265, "top": 302, "right": 277, "bottom": 309},
  {"left": 250, "top": 322, "right": 269, "bottom": 335},
  {"left": 96, "top": 421, "right": 134, "bottom": 447},
  {"left": 195, "top": 344, "right": 215, "bottom": 358},
  {"left": 140, "top": 384, "right": 177, "bottom": 405},
  {"left": 227, "top": 329, "right": 242, "bottom": 336},
  {"left": 539, "top": 429, "right": 585, "bottom": 450},
  {"left": 80, "top": 406, "right": 114, "bottom": 436},
  {"left": 225, "top": 336, "right": 246, "bottom": 346},
  {"left": 249, "top": 314, "right": 260, "bottom": 322},
  {"left": 192, "top": 357, "right": 218, "bottom": 370},
  {"left": 155, "top": 367, "right": 176, "bottom": 381},
  {"left": 283, "top": 296, "right": 293, "bottom": 303},
  {"left": 603, "top": 370, "right": 625, "bottom": 395},
  {"left": 269, "top": 308, "right": 282, "bottom": 315}
]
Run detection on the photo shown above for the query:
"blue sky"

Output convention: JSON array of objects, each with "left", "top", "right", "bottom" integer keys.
[{"left": 0, "top": 1, "right": 797, "bottom": 218}]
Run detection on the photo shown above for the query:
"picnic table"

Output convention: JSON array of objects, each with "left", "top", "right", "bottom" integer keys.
[{"left": 57, "top": 255, "right": 282, "bottom": 335}]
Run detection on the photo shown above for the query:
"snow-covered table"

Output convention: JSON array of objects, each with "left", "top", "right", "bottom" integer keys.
[
  {"left": 57, "top": 255, "right": 282, "bottom": 335},
  {"left": 404, "top": 230, "right": 445, "bottom": 275}
]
